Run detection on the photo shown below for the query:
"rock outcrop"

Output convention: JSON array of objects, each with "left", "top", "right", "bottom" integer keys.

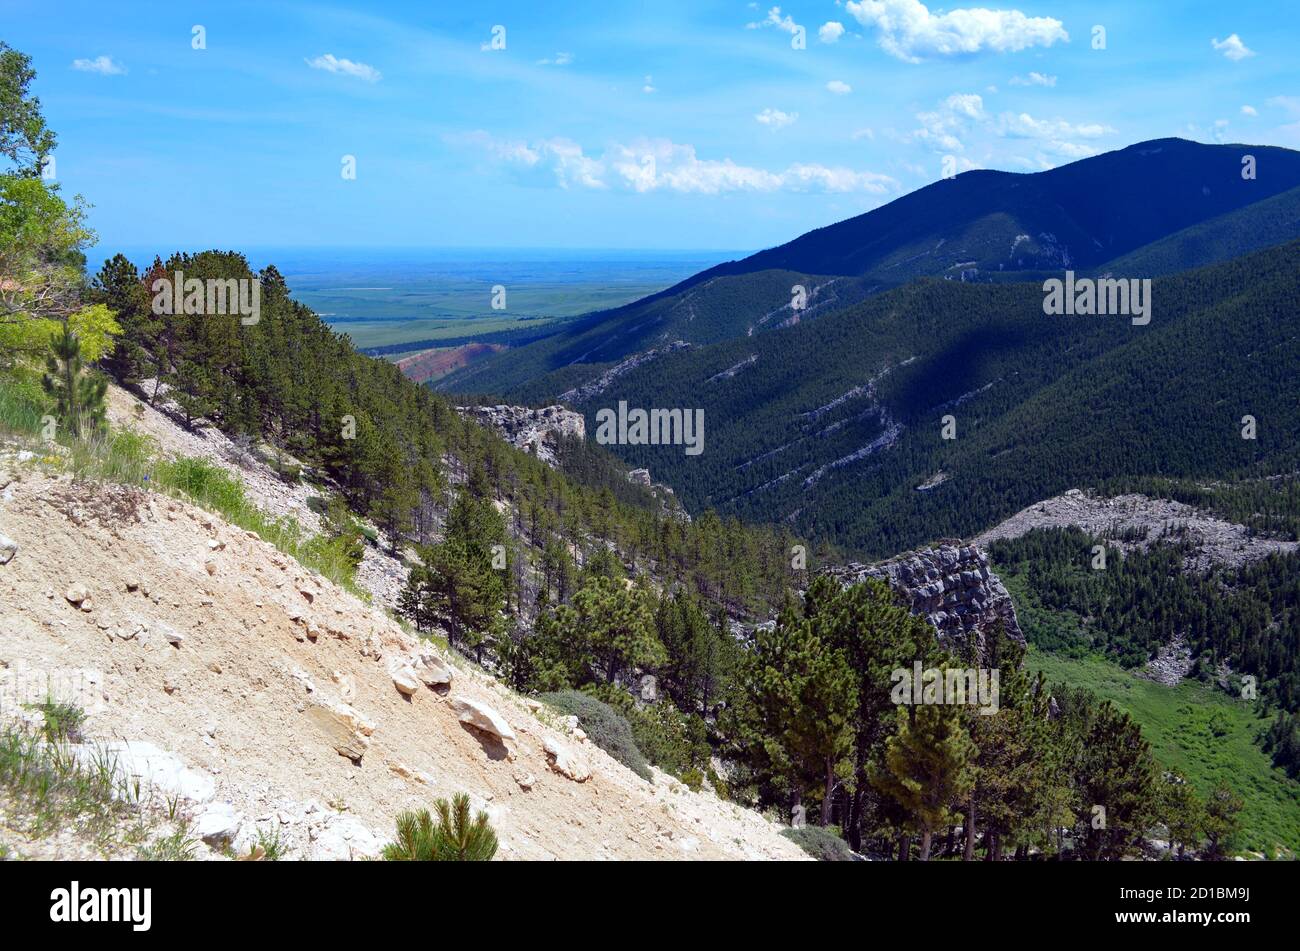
[
  {"left": 821, "top": 543, "right": 1023, "bottom": 656},
  {"left": 457, "top": 404, "right": 586, "bottom": 468}
]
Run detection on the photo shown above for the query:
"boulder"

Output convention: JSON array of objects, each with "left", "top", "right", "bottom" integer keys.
[
  {"left": 194, "top": 802, "right": 243, "bottom": 848},
  {"left": 305, "top": 697, "right": 375, "bottom": 762},
  {"left": 0, "top": 533, "right": 16, "bottom": 565},
  {"left": 414, "top": 650, "right": 453, "bottom": 688},
  {"left": 390, "top": 662, "right": 420, "bottom": 696},
  {"left": 543, "top": 736, "right": 591, "bottom": 782},
  {"left": 452, "top": 697, "right": 516, "bottom": 744},
  {"left": 64, "top": 583, "right": 90, "bottom": 605}
]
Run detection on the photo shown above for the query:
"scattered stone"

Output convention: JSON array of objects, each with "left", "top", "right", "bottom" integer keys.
[
  {"left": 65, "top": 584, "right": 90, "bottom": 605},
  {"left": 544, "top": 736, "right": 591, "bottom": 782},
  {"left": 514, "top": 771, "right": 536, "bottom": 790},
  {"left": 389, "top": 661, "right": 420, "bottom": 697},
  {"left": 414, "top": 650, "right": 453, "bottom": 689},
  {"left": 0, "top": 534, "right": 17, "bottom": 565},
  {"left": 305, "top": 697, "right": 374, "bottom": 762},
  {"left": 194, "top": 802, "right": 242, "bottom": 848},
  {"left": 452, "top": 696, "right": 516, "bottom": 746}
]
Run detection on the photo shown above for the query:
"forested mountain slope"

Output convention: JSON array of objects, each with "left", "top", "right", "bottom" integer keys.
[{"left": 551, "top": 240, "right": 1300, "bottom": 557}]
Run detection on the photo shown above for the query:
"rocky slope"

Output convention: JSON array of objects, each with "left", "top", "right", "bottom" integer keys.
[
  {"left": 973, "top": 488, "right": 1299, "bottom": 572},
  {"left": 0, "top": 464, "right": 804, "bottom": 861},
  {"left": 821, "top": 544, "right": 1023, "bottom": 657}
]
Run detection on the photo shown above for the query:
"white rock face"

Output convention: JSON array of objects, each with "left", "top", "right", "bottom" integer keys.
[
  {"left": 194, "top": 802, "right": 243, "bottom": 848},
  {"left": 0, "top": 533, "right": 17, "bottom": 565},
  {"left": 308, "top": 813, "right": 383, "bottom": 861},
  {"left": 74, "top": 740, "right": 216, "bottom": 804},
  {"left": 543, "top": 736, "right": 591, "bottom": 782},
  {"left": 452, "top": 697, "right": 516, "bottom": 744}
]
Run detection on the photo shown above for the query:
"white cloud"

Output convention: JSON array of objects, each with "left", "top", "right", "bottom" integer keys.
[
  {"left": 1211, "top": 34, "right": 1255, "bottom": 61},
  {"left": 819, "top": 21, "right": 846, "bottom": 43},
  {"left": 1241, "top": 104, "right": 1257, "bottom": 116},
  {"left": 845, "top": 0, "right": 1068, "bottom": 63},
  {"left": 756, "top": 107, "right": 799, "bottom": 129},
  {"left": 643, "top": 74, "right": 657, "bottom": 93},
  {"left": 996, "top": 112, "right": 1113, "bottom": 140},
  {"left": 1009, "top": 71, "right": 1056, "bottom": 87},
  {"left": 903, "top": 92, "right": 1112, "bottom": 162},
  {"left": 748, "top": 6, "right": 803, "bottom": 36},
  {"left": 305, "top": 54, "right": 381, "bottom": 82},
  {"left": 71, "top": 55, "right": 126, "bottom": 76},
  {"left": 537, "top": 52, "right": 573, "bottom": 66},
  {"left": 910, "top": 92, "right": 986, "bottom": 152},
  {"left": 451, "top": 132, "right": 898, "bottom": 195},
  {"left": 826, "top": 80, "right": 853, "bottom": 95}
]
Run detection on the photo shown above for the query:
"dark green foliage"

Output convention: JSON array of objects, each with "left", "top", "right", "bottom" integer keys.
[
  {"left": 1262, "top": 711, "right": 1300, "bottom": 779},
  {"left": 781, "top": 825, "right": 855, "bottom": 862},
  {"left": 381, "top": 793, "right": 498, "bottom": 861},
  {"left": 400, "top": 488, "right": 508, "bottom": 657},
  {"left": 0, "top": 42, "right": 56, "bottom": 174},
  {"left": 539, "top": 690, "right": 653, "bottom": 781},
  {"left": 42, "top": 325, "right": 106, "bottom": 437}
]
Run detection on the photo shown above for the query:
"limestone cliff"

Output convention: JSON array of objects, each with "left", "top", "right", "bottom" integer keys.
[
  {"left": 457, "top": 404, "right": 586, "bottom": 468},
  {"left": 821, "top": 543, "right": 1023, "bottom": 656}
]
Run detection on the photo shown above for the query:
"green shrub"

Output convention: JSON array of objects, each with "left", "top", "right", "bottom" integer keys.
[
  {"left": 382, "top": 793, "right": 497, "bottom": 861},
  {"left": 539, "top": 690, "right": 653, "bottom": 781},
  {"left": 680, "top": 767, "right": 704, "bottom": 791},
  {"left": 781, "top": 825, "right": 855, "bottom": 862},
  {"left": 32, "top": 699, "right": 86, "bottom": 743}
]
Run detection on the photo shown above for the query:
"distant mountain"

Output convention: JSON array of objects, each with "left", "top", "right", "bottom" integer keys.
[
  {"left": 439, "top": 138, "right": 1300, "bottom": 399},
  {"left": 1095, "top": 182, "right": 1300, "bottom": 277}
]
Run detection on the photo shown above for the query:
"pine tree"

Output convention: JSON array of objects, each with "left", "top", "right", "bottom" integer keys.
[
  {"left": 874, "top": 702, "right": 976, "bottom": 861},
  {"left": 41, "top": 324, "right": 106, "bottom": 438}
]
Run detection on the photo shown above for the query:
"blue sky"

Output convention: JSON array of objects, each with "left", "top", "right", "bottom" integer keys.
[{"left": 7, "top": 0, "right": 1299, "bottom": 253}]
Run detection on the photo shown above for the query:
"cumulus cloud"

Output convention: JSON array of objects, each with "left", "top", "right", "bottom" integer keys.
[
  {"left": 1009, "top": 71, "right": 1056, "bottom": 87},
  {"left": 826, "top": 80, "right": 853, "bottom": 95},
  {"left": 643, "top": 75, "right": 657, "bottom": 93},
  {"left": 756, "top": 107, "right": 799, "bottom": 129},
  {"left": 1211, "top": 34, "right": 1255, "bottom": 61},
  {"left": 819, "top": 21, "right": 846, "bottom": 43},
  {"left": 71, "top": 55, "right": 126, "bottom": 76},
  {"left": 902, "top": 92, "right": 1112, "bottom": 164},
  {"left": 1241, "top": 104, "right": 1257, "bottom": 116},
  {"left": 845, "top": 0, "right": 1067, "bottom": 63},
  {"left": 451, "top": 132, "right": 898, "bottom": 195},
  {"left": 305, "top": 54, "right": 382, "bottom": 82},
  {"left": 909, "top": 93, "right": 986, "bottom": 152}
]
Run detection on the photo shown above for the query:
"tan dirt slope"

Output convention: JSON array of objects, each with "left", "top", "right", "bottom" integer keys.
[{"left": 0, "top": 465, "right": 804, "bottom": 861}]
